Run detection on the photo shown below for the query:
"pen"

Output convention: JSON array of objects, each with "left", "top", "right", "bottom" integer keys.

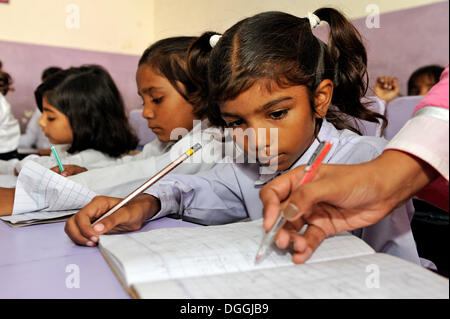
[
  {"left": 92, "top": 143, "right": 202, "bottom": 225},
  {"left": 254, "top": 141, "right": 332, "bottom": 264},
  {"left": 51, "top": 146, "right": 65, "bottom": 173}
]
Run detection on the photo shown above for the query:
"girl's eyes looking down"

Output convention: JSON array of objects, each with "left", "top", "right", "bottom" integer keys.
[
  {"left": 152, "top": 97, "right": 163, "bottom": 104},
  {"left": 139, "top": 95, "right": 164, "bottom": 106},
  {"left": 223, "top": 109, "right": 290, "bottom": 128}
]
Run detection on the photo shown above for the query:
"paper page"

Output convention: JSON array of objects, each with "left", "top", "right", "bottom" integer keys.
[
  {"left": 0, "top": 174, "right": 18, "bottom": 187},
  {"left": 134, "top": 253, "right": 449, "bottom": 299},
  {"left": 0, "top": 210, "right": 76, "bottom": 226},
  {"left": 99, "top": 219, "right": 374, "bottom": 287},
  {"left": 3, "top": 160, "right": 96, "bottom": 223}
]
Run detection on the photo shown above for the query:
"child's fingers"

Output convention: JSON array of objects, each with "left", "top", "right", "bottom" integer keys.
[
  {"left": 49, "top": 166, "right": 61, "bottom": 174},
  {"left": 91, "top": 208, "right": 133, "bottom": 235},
  {"left": 64, "top": 219, "right": 96, "bottom": 247},
  {"left": 65, "top": 196, "right": 121, "bottom": 245}
]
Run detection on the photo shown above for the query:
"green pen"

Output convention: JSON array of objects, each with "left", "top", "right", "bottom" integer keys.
[{"left": 51, "top": 146, "right": 65, "bottom": 173}]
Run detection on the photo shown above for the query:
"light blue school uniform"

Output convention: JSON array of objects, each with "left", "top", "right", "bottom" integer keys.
[{"left": 145, "top": 119, "right": 421, "bottom": 265}]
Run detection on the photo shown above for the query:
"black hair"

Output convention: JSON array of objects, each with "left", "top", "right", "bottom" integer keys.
[
  {"left": 407, "top": 64, "right": 444, "bottom": 95},
  {"left": 189, "top": 9, "right": 386, "bottom": 134},
  {"left": 41, "top": 66, "right": 63, "bottom": 82},
  {"left": 138, "top": 36, "right": 206, "bottom": 116},
  {"left": 34, "top": 65, "right": 138, "bottom": 157},
  {"left": 186, "top": 31, "right": 221, "bottom": 118},
  {"left": 0, "top": 70, "right": 13, "bottom": 96}
]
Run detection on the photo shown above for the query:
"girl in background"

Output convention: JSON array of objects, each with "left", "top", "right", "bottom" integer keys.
[
  {"left": 0, "top": 65, "right": 139, "bottom": 175},
  {"left": 18, "top": 66, "right": 62, "bottom": 155},
  {"left": 0, "top": 63, "right": 20, "bottom": 161},
  {"left": 60, "top": 36, "right": 227, "bottom": 197},
  {"left": 0, "top": 37, "right": 229, "bottom": 215}
]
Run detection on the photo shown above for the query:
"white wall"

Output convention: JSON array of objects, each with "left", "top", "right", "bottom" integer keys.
[{"left": 0, "top": 0, "right": 155, "bottom": 55}]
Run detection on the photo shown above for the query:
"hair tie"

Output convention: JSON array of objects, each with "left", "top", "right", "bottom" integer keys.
[
  {"left": 307, "top": 12, "right": 321, "bottom": 29},
  {"left": 209, "top": 34, "right": 222, "bottom": 48}
]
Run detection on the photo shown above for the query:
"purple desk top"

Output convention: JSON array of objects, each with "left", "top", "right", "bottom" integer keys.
[{"left": 0, "top": 217, "right": 196, "bottom": 298}]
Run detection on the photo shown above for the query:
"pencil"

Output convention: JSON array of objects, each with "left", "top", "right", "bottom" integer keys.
[
  {"left": 51, "top": 146, "right": 65, "bottom": 173},
  {"left": 92, "top": 143, "right": 202, "bottom": 225}
]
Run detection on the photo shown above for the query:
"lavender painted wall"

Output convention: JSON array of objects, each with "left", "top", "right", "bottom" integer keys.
[
  {"left": 314, "top": 1, "right": 449, "bottom": 96},
  {"left": 0, "top": 2, "right": 449, "bottom": 132},
  {"left": 0, "top": 41, "right": 142, "bottom": 130},
  {"left": 354, "top": 1, "right": 449, "bottom": 96}
]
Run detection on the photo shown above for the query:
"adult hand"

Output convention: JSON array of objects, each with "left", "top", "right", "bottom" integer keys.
[{"left": 260, "top": 150, "right": 438, "bottom": 264}]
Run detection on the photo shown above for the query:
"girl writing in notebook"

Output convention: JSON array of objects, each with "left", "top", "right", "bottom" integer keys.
[
  {"left": 0, "top": 37, "right": 228, "bottom": 215},
  {"left": 0, "top": 65, "right": 139, "bottom": 176},
  {"left": 64, "top": 9, "right": 422, "bottom": 266},
  {"left": 48, "top": 36, "right": 226, "bottom": 196}
]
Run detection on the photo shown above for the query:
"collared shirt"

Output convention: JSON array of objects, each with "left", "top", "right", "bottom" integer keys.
[{"left": 145, "top": 119, "right": 421, "bottom": 265}]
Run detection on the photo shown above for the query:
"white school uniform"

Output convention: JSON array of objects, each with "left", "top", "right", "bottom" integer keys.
[
  {"left": 68, "top": 119, "right": 226, "bottom": 197},
  {"left": 0, "top": 144, "right": 124, "bottom": 176},
  {"left": 0, "top": 93, "right": 20, "bottom": 154},
  {"left": 144, "top": 119, "right": 421, "bottom": 265},
  {"left": 8, "top": 119, "right": 227, "bottom": 213}
]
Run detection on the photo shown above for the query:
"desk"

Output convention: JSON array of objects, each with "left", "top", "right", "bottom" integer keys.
[{"left": 0, "top": 217, "right": 196, "bottom": 298}]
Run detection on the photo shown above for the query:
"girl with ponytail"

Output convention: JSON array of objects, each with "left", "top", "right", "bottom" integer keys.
[{"left": 65, "top": 9, "right": 422, "bottom": 269}]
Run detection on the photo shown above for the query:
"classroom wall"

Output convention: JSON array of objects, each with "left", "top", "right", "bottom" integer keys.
[
  {"left": 0, "top": 0, "right": 448, "bottom": 132},
  {"left": 0, "top": 0, "right": 155, "bottom": 55},
  {"left": 0, "top": 40, "right": 141, "bottom": 129},
  {"left": 152, "top": 0, "right": 445, "bottom": 41},
  {"left": 314, "top": 1, "right": 449, "bottom": 97},
  {"left": 0, "top": 0, "right": 443, "bottom": 55}
]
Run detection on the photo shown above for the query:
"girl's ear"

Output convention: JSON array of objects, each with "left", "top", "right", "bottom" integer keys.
[{"left": 313, "top": 79, "right": 333, "bottom": 118}]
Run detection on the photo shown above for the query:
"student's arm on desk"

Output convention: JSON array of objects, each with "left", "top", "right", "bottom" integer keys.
[
  {"left": 0, "top": 188, "right": 14, "bottom": 216},
  {"left": 65, "top": 194, "right": 161, "bottom": 247}
]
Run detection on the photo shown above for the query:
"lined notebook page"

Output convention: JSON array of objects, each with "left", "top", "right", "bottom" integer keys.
[
  {"left": 0, "top": 161, "right": 96, "bottom": 224},
  {"left": 99, "top": 219, "right": 374, "bottom": 287},
  {"left": 134, "top": 253, "right": 449, "bottom": 299}
]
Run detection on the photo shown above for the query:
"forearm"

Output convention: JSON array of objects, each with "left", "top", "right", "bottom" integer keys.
[
  {"left": 0, "top": 187, "right": 15, "bottom": 216},
  {"left": 368, "top": 150, "right": 439, "bottom": 210},
  {"left": 145, "top": 168, "right": 247, "bottom": 225}
]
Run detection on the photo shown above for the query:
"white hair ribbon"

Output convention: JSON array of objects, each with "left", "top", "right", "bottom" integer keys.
[
  {"left": 209, "top": 34, "right": 222, "bottom": 48},
  {"left": 307, "top": 12, "right": 321, "bottom": 29}
]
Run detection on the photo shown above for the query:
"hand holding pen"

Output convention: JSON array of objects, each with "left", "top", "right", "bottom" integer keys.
[{"left": 255, "top": 141, "right": 332, "bottom": 264}]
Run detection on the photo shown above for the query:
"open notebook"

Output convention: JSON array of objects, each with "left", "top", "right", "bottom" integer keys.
[
  {"left": 99, "top": 219, "right": 449, "bottom": 299},
  {"left": 0, "top": 161, "right": 96, "bottom": 227}
]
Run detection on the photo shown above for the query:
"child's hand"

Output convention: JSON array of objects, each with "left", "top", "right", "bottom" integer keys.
[
  {"left": 374, "top": 76, "right": 400, "bottom": 103},
  {"left": 64, "top": 194, "right": 161, "bottom": 246},
  {"left": 50, "top": 165, "right": 88, "bottom": 177},
  {"left": 37, "top": 149, "right": 52, "bottom": 156}
]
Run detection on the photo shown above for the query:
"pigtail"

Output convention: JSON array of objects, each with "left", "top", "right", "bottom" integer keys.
[
  {"left": 314, "top": 7, "right": 387, "bottom": 134},
  {"left": 186, "top": 31, "right": 221, "bottom": 120}
]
